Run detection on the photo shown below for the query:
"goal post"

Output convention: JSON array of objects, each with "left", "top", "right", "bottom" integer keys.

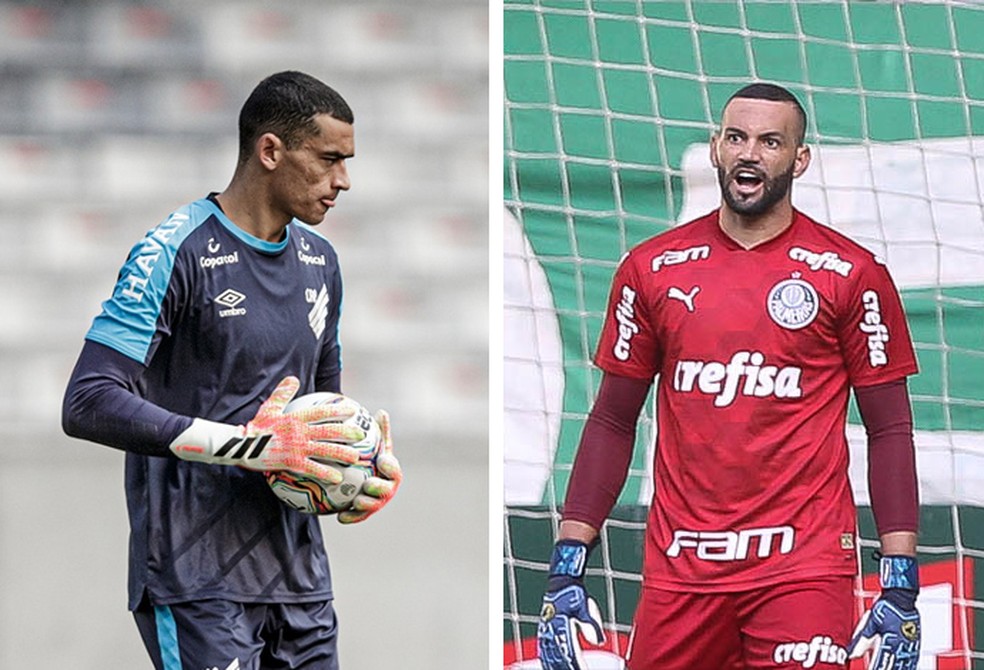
[{"left": 503, "top": 1, "right": 984, "bottom": 668}]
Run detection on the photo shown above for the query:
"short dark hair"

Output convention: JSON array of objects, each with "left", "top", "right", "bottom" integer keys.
[
  {"left": 238, "top": 71, "right": 354, "bottom": 162},
  {"left": 725, "top": 83, "right": 807, "bottom": 144}
]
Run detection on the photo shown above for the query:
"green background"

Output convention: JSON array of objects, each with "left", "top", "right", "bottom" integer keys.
[{"left": 505, "top": 0, "right": 984, "bottom": 665}]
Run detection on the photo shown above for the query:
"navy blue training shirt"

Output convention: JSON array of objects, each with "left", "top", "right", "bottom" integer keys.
[{"left": 69, "top": 195, "right": 344, "bottom": 609}]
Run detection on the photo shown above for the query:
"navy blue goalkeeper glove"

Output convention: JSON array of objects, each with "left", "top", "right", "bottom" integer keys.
[
  {"left": 537, "top": 540, "right": 606, "bottom": 670},
  {"left": 847, "top": 555, "right": 921, "bottom": 670}
]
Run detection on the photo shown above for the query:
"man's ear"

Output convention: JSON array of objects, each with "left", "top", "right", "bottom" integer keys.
[
  {"left": 256, "top": 132, "right": 284, "bottom": 171},
  {"left": 709, "top": 133, "right": 720, "bottom": 169},
  {"left": 792, "top": 143, "right": 811, "bottom": 179}
]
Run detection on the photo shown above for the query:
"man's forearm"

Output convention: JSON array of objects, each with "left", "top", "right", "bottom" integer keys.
[
  {"left": 63, "top": 340, "right": 192, "bottom": 456},
  {"left": 561, "top": 373, "right": 650, "bottom": 530},
  {"left": 856, "top": 379, "right": 920, "bottom": 537}
]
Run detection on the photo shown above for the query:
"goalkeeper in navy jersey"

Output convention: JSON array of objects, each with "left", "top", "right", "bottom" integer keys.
[{"left": 62, "top": 71, "right": 402, "bottom": 670}]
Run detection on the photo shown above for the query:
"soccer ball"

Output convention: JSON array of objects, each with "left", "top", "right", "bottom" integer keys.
[{"left": 266, "top": 392, "right": 380, "bottom": 515}]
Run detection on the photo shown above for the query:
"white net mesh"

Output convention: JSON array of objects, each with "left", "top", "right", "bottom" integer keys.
[{"left": 504, "top": 1, "right": 984, "bottom": 667}]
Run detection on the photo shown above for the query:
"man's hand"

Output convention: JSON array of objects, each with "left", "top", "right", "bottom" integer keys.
[
  {"left": 537, "top": 540, "right": 606, "bottom": 670},
  {"left": 169, "top": 376, "right": 364, "bottom": 484},
  {"left": 338, "top": 410, "right": 402, "bottom": 524},
  {"left": 848, "top": 555, "right": 921, "bottom": 670}
]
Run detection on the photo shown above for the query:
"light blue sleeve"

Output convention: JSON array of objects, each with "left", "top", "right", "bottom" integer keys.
[{"left": 86, "top": 202, "right": 203, "bottom": 365}]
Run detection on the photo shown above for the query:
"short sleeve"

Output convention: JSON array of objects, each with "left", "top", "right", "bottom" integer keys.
[
  {"left": 838, "top": 258, "right": 918, "bottom": 387},
  {"left": 85, "top": 210, "right": 197, "bottom": 365},
  {"left": 593, "top": 254, "right": 661, "bottom": 379}
]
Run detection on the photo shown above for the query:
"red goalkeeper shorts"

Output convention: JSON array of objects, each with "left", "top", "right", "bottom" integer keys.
[{"left": 625, "top": 576, "right": 854, "bottom": 670}]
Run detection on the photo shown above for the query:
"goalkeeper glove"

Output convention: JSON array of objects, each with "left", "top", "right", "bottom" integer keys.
[
  {"left": 537, "top": 539, "right": 606, "bottom": 670},
  {"left": 847, "top": 555, "right": 921, "bottom": 670},
  {"left": 169, "top": 376, "right": 364, "bottom": 484},
  {"left": 337, "top": 409, "right": 402, "bottom": 524}
]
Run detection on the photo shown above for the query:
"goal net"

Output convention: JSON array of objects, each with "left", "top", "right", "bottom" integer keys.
[{"left": 503, "top": 1, "right": 984, "bottom": 668}]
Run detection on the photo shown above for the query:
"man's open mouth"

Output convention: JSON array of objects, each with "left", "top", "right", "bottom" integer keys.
[{"left": 733, "top": 169, "right": 764, "bottom": 195}]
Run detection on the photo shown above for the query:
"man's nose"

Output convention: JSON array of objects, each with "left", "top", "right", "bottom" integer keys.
[
  {"left": 334, "top": 162, "right": 351, "bottom": 191},
  {"left": 737, "top": 141, "right": 762, "bottom": 163}
]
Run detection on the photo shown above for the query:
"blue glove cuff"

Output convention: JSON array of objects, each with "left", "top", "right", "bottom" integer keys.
[
  {"left": 548, "top": 540, "right": 590, "bottom": 580},
  {"left": 880, "top": 555, "right": 919, "bottom": 591}
]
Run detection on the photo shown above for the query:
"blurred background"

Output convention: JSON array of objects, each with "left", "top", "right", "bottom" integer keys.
[{"left": 0, "top": 1, "right": 488, "bottom": 668}]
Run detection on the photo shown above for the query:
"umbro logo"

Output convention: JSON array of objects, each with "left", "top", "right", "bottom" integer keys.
[
  {"left": 215, "top": 289, "right": 246, "bottom": 317},
  {"left": 667, "top": 286, "right": 699, "bottom": 312},
  {"left": 215, "top": 289, "right": 245, "bottom": 307}
]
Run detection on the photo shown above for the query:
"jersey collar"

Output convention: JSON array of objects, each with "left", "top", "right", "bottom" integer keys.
[
  {"left": 201, "top": 196, "right": 292, "bottom": 255},
  {"left": 712, "top": 208, "right": 805, "bottom": 252}
]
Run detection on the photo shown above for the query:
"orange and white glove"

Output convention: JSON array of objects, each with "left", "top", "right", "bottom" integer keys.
[
  {"left": 337, "top": 409, "right": 402, "bottom": 524},
  {"left": 169, "top": 376, "right": 363, "bottom": 484}
]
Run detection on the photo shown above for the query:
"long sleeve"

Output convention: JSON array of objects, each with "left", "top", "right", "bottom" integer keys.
[
  {"left": 62, "top": 340, "right": 192, "bottom": 456},
  {"left": 562, "top": 372, "right": 651, "bottom": 530},
  {"left": 855, "top": 378, "right": 919, "bottom": 535}
]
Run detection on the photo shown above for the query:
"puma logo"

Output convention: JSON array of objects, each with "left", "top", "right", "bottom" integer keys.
[{"left": 667, "top": 286, "right": 699, "bottom": 312}]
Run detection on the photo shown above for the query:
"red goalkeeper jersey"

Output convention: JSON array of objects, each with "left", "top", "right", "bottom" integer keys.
[{"left": 594, "top": 209, "right": 918, "bottom": 592}]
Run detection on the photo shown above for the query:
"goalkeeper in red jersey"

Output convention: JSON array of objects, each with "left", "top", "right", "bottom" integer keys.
[{"left": 537, "top": 83, "right": 921, "bottom": 670}]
